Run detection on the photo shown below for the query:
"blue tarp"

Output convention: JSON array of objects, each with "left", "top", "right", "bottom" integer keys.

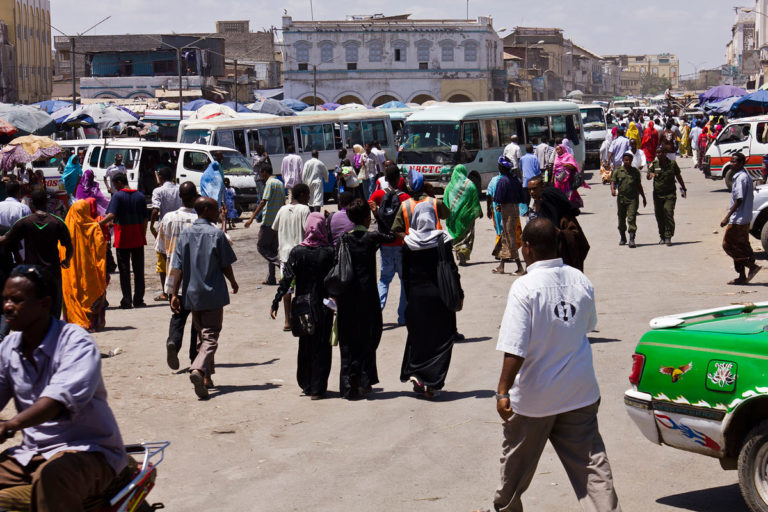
[
  {"left": 221, "top": 102, "right": 251, "bottom": 113},
  {"left": 281, "top": 98, "right": 309, "bottom": 111},
  {"left": 32, "top": 100, "right": 72, "bottom": 114},
  {"left": 703, "top": 97, "right": 740, "bottom": 115},
  {"left": 321, "top": 102, "right": 340, "bottom": 111},
  {"left": 730, "top": 90, "right": 768, "bottom": 116},
  {"left": 377, "top": 100, "right": 407, "bottom": 109},
  {"left": 182, "top": 99, "right": 214, "bottom": 111},
  {"left": 699, "top": 85, "right": 747, "bottom": 104}
]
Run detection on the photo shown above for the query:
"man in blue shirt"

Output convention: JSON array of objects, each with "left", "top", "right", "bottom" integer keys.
[
  {"left": 720, "top": 152, "right": 761, "bottom": 285},
  {"left": 170, "top": 197, "right": 238, "bottom": 399},
  {"left": 0, "top": 265, "right": 127, "bottom": 510},
  {"left": 519, "top": 144, "right": 541, "bottom": 217}
]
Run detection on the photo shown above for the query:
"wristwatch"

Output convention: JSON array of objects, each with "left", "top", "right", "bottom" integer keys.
[{"left": 495, "top": 393, "right": 510, "bottom": 401}]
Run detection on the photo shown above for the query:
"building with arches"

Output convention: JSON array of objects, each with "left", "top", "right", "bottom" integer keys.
[
  {"left": 0, "top": 0, "right": 51, "bottom": 103},
  {"left": 282, "top": 13, "right": 506, "bottom": 106}
]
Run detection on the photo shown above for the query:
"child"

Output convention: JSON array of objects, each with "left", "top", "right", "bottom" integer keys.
[{"left": 223, "top": 178, "right": 238, "bottom": 230}]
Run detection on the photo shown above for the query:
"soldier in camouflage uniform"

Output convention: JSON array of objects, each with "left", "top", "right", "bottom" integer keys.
[
  {"left": 647, "top": 148, "right": 687, "bottom": 246},
  {"left": 611, "top": 151, "right": 647, "bottom": 248}
]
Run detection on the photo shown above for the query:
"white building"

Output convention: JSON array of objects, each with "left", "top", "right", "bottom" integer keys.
[
  {"left": 726, "top": 8, "right": 756, "bottom": 83},
  {"left": 281, "top": 13, "right": 506, "bottom": 106}
]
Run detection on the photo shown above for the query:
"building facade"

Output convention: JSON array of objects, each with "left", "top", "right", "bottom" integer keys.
[
  {"left": 281, "top": 14, "right": 505, "bottom": 106},
  {"left": 603, "top": 53, "right": 679, "bottom": 95},
  {"left": 726, "top": 9, "right": 756, "bottom": 86},
  {"left": 0, "top": 0, "right": 51, "bottom": 103}
]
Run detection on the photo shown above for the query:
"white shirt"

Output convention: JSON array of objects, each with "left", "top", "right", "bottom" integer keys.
[
  {"left": 301, "top": 158, "right": 329, "bottom": 185},
  {"left": 503, "top": 142, "right": 521, "bottom": 168},
  {"left": 690, "top": 126, "right": 702, "bottom": 147},
  {"left": 496, "top": 258, "right": 600, "bottom": 417},
  {"left": 151, "top": 181, "right": 182, "bottom": 221},
  {"left": 156, "top": 206, "right": 198, "bottom": 294},
  {"left": 105, "top": 164, "right": 126, "bottom": 192},
  {"left": 632, "top": 149, "right": 647, "bottom": 170},
  {"left": 370, "top": 147, "right": 386, "bottom": 173},
  {"left": 281, "top": 154, "right": 303, "bottom": 189},
  {"left": 358, "top": 153, "right": 377, "bottom": 180},
  {"left": 272, "top": 203, "right": 310, "bottom": 263},
  {"left": 0, "top": 197, "right": 31, "bottom": 229},
  {"left": 534, "top": 143, "right": 549, "bottom": 169}
]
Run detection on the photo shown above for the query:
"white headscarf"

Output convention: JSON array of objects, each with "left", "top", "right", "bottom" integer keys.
[{"left": 403, "top": 200, "right": 452, "bottom": 251}]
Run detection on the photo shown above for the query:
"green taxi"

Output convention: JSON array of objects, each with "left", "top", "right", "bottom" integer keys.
[{"left": 625, "top": 302, "right": 768, "bottom": 512}]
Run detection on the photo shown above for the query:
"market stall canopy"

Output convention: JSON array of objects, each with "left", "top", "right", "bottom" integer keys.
[
  {"left": 0, "top": 119, "right": 17, "bottom": 137},
  {"left": 31, "top": 100, "right": 72, "bottom": 114},
  {"left": 567, "top": 90, "right": 584, "bottom": 99},
  {"left": 221, "top": 102, "right": 251, "bottom": 113},
  {"left": 699, "top": 85, "right": 747, "bottom": 104},
  {"left": 247, "top": 98, "right": 295, "bottom": 116},
  {"left": 60, "top": 104, "right": 139, "bottom": 129},
  {"left": 377, "top": 100, "right": 407, "bottom": 109},
  {"left": 703, "top": 96, "right": 740, "bottom": 115},
  {"left": 320, "top": 102, "right": 340, "bottom": 111},
  {"left": 0, "top": 104, "right": 55, "bottom": 136},
  {"left": 335, "top": 103, "right": 368, "bottom": 111},
  {"left": 182, "top": 99, "right": 214, "bottom": 111},
  {"left": 281, "top": 98, "right": 309, "bottom": 111},
  {"left": 0, "top": 135, "right": 61, "bottom": 170},
  {"left": 730, "top": 89, "right": 768, "bottom": 116},
  {"left": 188, "top": 103, "right": 239, "bottom": 120}
]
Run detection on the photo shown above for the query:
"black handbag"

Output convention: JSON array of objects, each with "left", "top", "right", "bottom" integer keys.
[
  {"left": 290, "top": 293, "right": 316, "bottom": 337},
  {"left": 324, "top": 234, "right": 354, "bottom": 296},
  {"left": 437, "top": 237, "right": 463, "bottom": 312}
]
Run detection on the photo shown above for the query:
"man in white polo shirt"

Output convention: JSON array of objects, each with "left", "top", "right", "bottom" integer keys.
[{"left": 488, "top": 218, "right": 621, "bottom": 512}]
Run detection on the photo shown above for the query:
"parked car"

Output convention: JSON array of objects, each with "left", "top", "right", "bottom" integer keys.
[
  {"left": 702, "top": 116, "right": 768, "bottom": 190},
  {"left": 625, "top": 302, "right": 768, "bottom": 512},
  {"left": 750, "top": 183, "right": 768, "bottom": 252}
]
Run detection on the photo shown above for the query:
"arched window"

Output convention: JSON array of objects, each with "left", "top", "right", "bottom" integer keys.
[
  {"left": 318, "top": 41, "right": 334, "bottom": 63},
  {"left": 295, "top": 41, "right": 310, "bottom": 64},
  {"left": 343, "top": 41, "right": 360, "bottom": 63},
  {"left": 368, "top": 40, "right": 383, "bottom": 63},
  {"left": 463, "top": 41, "right": 479, "bottom": 62},
  {"left": 439, "top": 40, "right": 456, "bottom": 62},
  {"left": 392, "top": 39, "right": 408, "bottom": 62}
]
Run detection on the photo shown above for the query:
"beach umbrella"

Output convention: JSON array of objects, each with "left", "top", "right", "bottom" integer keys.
[
  {"left": 31, "top": 100, "right": 72, "bottom": 114},
  {"left": 249, "top": 98, "right": 295, "bottom": 116},
  {"left": 699, "top": 85, "right": 747, "bottom": 104},
  {"left": 221, "top": 101, "right": 251, "bottom": 113},
  {"left": 0, "top": 135, "right": 62, "bottom": 170},
  {"left": 281, "top": 98, "right": 309, "bottom": 111},
  {"left": 182, "top": 99, "right": 214, "bottom": 111},
  {"left": 0, "top": 104, "right": 56, "bottom": 135},
  {"left": 377, "top": 100, "right": 407, "bottom": 109},
  {"left": 320, "top": 102, "right": 340, "bottom": 111},
  {"left": 730, "top": 89, "right": 768, "bottom": 116}
]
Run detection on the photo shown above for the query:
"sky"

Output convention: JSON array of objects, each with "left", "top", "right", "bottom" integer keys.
[{"left": 51, "top": 0, "right": 740, "bottom": 78}]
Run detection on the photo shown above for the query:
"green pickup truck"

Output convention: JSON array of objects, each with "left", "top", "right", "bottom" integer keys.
[{"left": 625, "top": 302, "right": 768, "bottom": 512}]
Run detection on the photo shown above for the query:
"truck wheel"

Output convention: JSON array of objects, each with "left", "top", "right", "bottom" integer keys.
[
  {"left": 761, "top": 222, "right": 768, "bottom": 254},
  {"left": 725, "top": 167, "right": 735, "bottom": 192},
  {"left": 738, "top": 420, "right": 768, "bottom": 512}
]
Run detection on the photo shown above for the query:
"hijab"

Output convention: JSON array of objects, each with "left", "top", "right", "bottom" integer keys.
[
  {"left": 443, "top": 164, "right": 482, "bottom": 239},
  {"left": 611, "top": 126, "right": 618, "bottom": 139},
  {"left": 562, "top": 138, "right": 574, "bottom": 155},
  {"left": 554, "top": 145, "right": 580, "bottom": 171},
  {"left": 301, "top": 212, "right": 331, "bottom": 248},
  {"left": 627, "top": 122, "right": 641, "bottom": 146},
  {"left": 200, "top": 160, "right": 225, "bottom": 205},
  {"left": 408, "top": 169, "right": 424, "bottom": 193},
  {"left": 62, "top": 154, "right": 82, "bottom": 196},
  {"left": 403, "top": 200, "right": 452, "bottom": 251},
  {"left": 75, "top": 169, "right": 108, "bottom": 215}
]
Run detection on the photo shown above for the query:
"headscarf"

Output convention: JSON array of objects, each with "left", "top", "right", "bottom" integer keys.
[
  {"left": 561, "top": 138, "right": 574, "bottom": 155},
  {"left": 75, "top": 169, "right": 109, "bottom": 215},
  {"left": 497, "top": 155, "right": 514, "bottom": 169},
  {"left": 403, "top": 200, "right": 452, "bottom": 251},
  {"left": 200, "top": 160, "right": 225, "bottom": 205},
  {"left": 408, "top": 169, "right": 424, "bottom": 193},
  {"left": 627, "top": 122, "right": 641, "bottom": 147},
  {"left": 61, "top": 199, "right": 107, "bottom": 330},
  {"left": 611, "top": 126, "right": 619, "bottom": 139},
  {"left": 301, "top": 212, "right": 331, "bottom": 248},
  {"left": 443, "top": 164, "right": 482, "bottom": 239},
  {"left": 554, "top": 145, "right": 580, "bottom": 172},
  {"left": 62, "top": 154, "right": 82, "bottom": 196},
  {"left": 641, "top": 121, "right": 659, "bottom": 163}
]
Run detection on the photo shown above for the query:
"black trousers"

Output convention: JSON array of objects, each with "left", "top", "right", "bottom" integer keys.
[
  {"left": 116, "top": 247, "right": 145, "bottom": 307},
  {"left": 167, "top": 302, "right": 199, "bottom": 363}
]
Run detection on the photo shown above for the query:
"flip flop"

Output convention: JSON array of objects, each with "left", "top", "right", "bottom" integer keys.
[
  {"left": 154, "top": 294, "right": 168, "bottom": 302},
  {"left": 747, "top": 266, "right": 762, "bottom": 283},
  {"left": 511, "top": 270, "right": 527, "bottom": 276},
  {"left": 491, "top": 268, "right": 505, "bottom": 274},
  {"left": 283, "top": 326, "right": 292, "bottom": 332}
]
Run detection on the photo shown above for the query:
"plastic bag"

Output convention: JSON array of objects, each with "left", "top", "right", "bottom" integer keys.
[{"left": 324, "top": 234, "right": 354, "bottom": 296}]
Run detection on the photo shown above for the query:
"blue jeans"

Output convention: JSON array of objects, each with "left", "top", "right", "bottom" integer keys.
[{"left": 377, "top": 245, "right": 406, "bottom": 325}]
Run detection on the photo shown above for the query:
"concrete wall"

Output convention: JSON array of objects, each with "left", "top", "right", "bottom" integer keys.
[
  {"left": 0, "top": 0, "right": 51, "bottom": 102},
  {"left": 79, "top": 75, "right": 209, "bottom": 100}
]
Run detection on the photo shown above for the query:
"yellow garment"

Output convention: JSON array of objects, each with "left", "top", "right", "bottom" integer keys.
[
  {"left": 679, "top": 124, "right": 691, "bottom": 155},
  {"left": 61, "top": 200, "right": 107, "bottom": 329},
  {"left": 627, "top": 122, "right": 641, "bottom": 147}
]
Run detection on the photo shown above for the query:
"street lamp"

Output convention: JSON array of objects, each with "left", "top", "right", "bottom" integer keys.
[{"left": 49, "top": 16, "right": 112, "bottom": 110}]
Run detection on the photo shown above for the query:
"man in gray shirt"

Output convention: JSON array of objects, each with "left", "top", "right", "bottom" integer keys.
[
  {"left": 170, "top": 197, "right": 238, "bottom": 400},
  {"left": 720, "top": 152, "right": 761, "bottom": 285}
]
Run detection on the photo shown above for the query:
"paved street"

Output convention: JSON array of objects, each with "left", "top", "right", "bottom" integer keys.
[{"left": 31, "top": 156, "right": 760, "bottom": 511}]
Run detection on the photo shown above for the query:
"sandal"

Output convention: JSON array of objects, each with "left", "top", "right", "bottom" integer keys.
[
  {"left": 154, "top": 294, "right": 169, "bottom": 301},
  {"left": 491, "top": 268, "right": 505, "bottom": 274},
  {"left": 512, "top": 269, "right": 526, "bottom": 276},
  {"left": 409, "top": 376, "right": 424, "bottom": 394},
  {"left": 283, "top": 325, "right": 292, "bottom": 332}
]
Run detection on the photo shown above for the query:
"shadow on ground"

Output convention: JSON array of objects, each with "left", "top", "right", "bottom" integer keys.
[
  {"left": 209, "top": 382, "right": 282, "bottom": 397},
  {"left": 588, "top": 337, "right": 621, "bottom": 344},
  {"left": 216, "top": 358, "right": 280, "bottom": 368},
  {"left": 655, "top": 483, "right": 747, "bottom": 511}
]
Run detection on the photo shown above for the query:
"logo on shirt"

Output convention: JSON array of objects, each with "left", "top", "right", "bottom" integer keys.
[{"left": 553, "top": 300, "right": 577, "bottom": 324}]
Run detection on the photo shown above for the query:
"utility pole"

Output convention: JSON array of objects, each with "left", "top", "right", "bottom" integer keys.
[
  {"left": 313, "top": 64, "right": 317, "bottom": 107},
  {"left": 70, "top": 37, "right": 76, "bottom": 109},
  {"left": 234, "top": 59, "right": 238, "bottom": 107},
  {"left": 177, "top": 48, "right": 183, "bottom": 121}
]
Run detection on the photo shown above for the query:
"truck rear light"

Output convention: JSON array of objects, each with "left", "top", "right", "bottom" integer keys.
[{"left": 629, "top": 353, "right": 645, "bottom": 385}]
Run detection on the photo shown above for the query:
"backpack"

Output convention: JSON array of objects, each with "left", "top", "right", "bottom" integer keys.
[
  {"left": 570, "top": 170, "right": 584, "bottom": 191},
  {"left": 377, "top": 189, "right": 401, "bottom": 234}
]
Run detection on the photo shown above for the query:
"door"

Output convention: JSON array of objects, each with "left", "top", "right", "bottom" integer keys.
[
  {"left": 179, "top": 150, "right": 212, "bottom": 187},
  {"left": 712, "top": 123, "right": 751, "bottom": 177}
]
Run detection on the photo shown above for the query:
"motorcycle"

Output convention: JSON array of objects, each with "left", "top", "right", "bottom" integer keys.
[{"left": 0, "top": 441, "right": 169, "bottom": 512}]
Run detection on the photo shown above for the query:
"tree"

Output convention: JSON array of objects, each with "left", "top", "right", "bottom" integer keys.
[{"left": 641, "top": 75, "right": 672, "bottom": 95}]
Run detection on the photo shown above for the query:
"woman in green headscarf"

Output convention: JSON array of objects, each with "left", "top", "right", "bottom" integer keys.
[{"left": 443, "top": 164, "right": 482, "bottom": 265}]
